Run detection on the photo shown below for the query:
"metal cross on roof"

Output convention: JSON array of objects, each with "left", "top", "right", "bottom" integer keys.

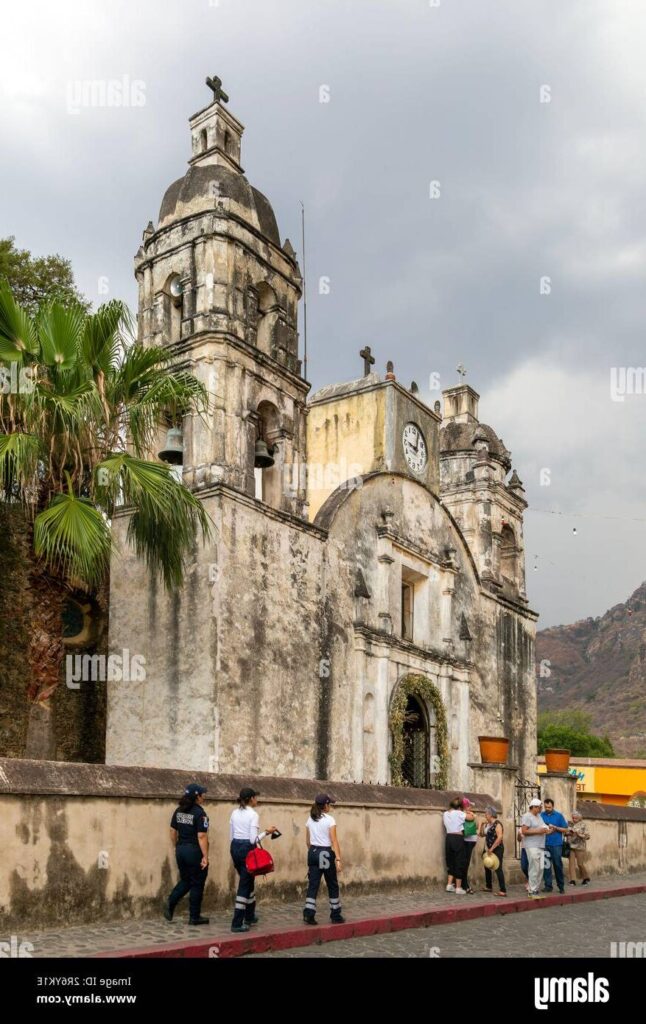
[
  {"left": 456, "top": 363, "right": 467, "bottom": 380},
  {"left": 360, "top": 345, "right": 375, "bottom": 376},
  {"left": 206, "top": 75, "right": 229, "bottom": 104}
]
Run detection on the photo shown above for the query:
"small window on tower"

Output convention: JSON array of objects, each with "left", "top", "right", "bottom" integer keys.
[
  {"left": 401, "top": 582, "right": 414, "bottom": 640},
  {"left": 200, "top": 129, "right": 208, "bottom": 153},
  {"left": 224, "top": 129, "right": 231, "bottom": 154}
]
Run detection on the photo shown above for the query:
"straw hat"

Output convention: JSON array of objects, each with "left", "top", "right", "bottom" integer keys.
[{"left": 482, "top": 852, "right": 500, "bottom": 871}]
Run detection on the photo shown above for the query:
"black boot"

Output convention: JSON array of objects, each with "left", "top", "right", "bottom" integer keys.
[
  {"left": 189, "top": 916, "right": 210, "bottom": 926},
  {"left": 303, "top": 911, "right": 317, "bottom": 926},
  {"left": 163, "top": 902, "right": 174, "bottom": 922},
  {"left": 330, "top": 913, "right": 346, "bottom": 924}
]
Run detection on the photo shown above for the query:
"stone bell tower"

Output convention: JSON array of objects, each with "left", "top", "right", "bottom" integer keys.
[
  {"left": 439, "top": 381, "right": 528, "bottom": 605},
  {"left": 133, "top": 76, "right": 308, "bottom": 514}
]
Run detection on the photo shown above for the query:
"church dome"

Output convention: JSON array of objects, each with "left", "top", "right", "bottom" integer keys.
[
  {"left": 440, "top": 420, "right": 511, "bottom": 468},
  {"left": 158, "top": 163, "right": 281, "bottom": 246}
]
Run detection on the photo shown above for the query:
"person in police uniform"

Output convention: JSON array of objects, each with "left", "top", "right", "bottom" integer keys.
[{"left": 164, "top": 782, "right": 210, "bottom": 925}]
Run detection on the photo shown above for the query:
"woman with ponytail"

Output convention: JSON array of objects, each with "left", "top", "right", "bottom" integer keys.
[{"left": 303, "top": 793, "right": 345, "bottom": 925}]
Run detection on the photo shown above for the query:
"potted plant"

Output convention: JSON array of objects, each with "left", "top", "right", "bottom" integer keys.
[
  {"left": 478, "top": 736, "right": 510, "bottom": 764},
  {"left": 545, "top": 748, "right": 571, "bottom": 773}
]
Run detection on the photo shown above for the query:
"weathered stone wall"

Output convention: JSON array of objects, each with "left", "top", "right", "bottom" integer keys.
[
  {"left": 0, "top": 760, "right": 494, "bottom": 930},
  {"left": 106, "top": 488, "right": 328, "bottom": 777},
  {"left": 1, "top": 762, "right": 643, "bottom": 931}
]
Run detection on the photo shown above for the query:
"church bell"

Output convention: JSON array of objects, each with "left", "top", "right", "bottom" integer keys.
[
  {"left": 254, "top": 439, "right": 274, "bottom": 469},
  {"left": 158, "top": 427, "right": 184, "bottom": 466}
]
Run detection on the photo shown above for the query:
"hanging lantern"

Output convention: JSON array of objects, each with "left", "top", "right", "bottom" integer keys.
[
  {"left": 158, "top": 427, "right": 184, "bottom": 465},
  {"left": 254, "top": 439, "right": 275, "bottom": 469}
]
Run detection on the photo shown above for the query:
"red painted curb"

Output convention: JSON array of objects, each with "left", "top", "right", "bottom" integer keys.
[{"left": 95, "top": 882, "right": 646, "bottom": 959}]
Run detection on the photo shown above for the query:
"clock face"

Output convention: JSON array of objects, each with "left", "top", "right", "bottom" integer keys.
[{"left": 402, "top": 422, "right": 427, "bottom": 474}]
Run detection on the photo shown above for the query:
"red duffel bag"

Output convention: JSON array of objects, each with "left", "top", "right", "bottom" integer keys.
[{"left": 245, "top": 843, "right": 274, "bottom": 877}]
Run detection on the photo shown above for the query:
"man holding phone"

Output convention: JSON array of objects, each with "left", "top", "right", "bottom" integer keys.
[{"left": 521, "top": 798, "right": 552, "bottom": 899}]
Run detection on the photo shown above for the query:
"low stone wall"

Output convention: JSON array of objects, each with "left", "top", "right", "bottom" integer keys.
[
  {"left": 578, "top": 801, "right": 646, "bottom": 877},
  {"left": 2, "top": 761, "right": 645, "bottom": 930},
  {"left": 0, "top": 760, "right": 496, "bottom": 929}
]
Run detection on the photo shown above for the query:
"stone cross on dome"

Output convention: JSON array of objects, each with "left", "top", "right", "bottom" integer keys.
[{"left": 206, "top": 75, "right": 229, "bottom": 105}]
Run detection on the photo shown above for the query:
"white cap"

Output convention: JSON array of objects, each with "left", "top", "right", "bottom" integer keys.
[{"left": 529, "top": 798, "right": 543, "bottom": 807}]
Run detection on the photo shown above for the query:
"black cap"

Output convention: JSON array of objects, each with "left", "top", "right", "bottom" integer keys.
[
  {"left": 184, "top": 783, "right": 207, "bottom": 797},
  {"left": 315, "top": 793, "right": 336, "bottom": 806},
  {"left": 240, "top": 787, "right": 258, "bottom": 802}
]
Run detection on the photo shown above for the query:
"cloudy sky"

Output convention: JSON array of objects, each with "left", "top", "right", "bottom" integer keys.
[{"left": 2, "top": 0, "right": 645, "bottom": 628}]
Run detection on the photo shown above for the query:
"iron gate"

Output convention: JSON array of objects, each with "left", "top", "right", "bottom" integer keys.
[{"left": 514, "top": 777, "right": 541, "bottom": 858}]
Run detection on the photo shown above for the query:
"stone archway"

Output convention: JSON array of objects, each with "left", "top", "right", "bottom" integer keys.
[{"left": 389, "top": 673, "right": 449, "bottom": 789}]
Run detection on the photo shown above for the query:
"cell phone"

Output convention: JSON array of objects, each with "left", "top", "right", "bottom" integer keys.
[{"left": 270, "top": 830, "right": 282, "bottom": 840}]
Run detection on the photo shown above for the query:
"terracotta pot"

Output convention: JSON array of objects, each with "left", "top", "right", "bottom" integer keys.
[
  {"left": 544, "top": 748, "right": 571, "bottom": 773},
  {"left": 478, "top": 736, "right": 510, "bottom": 765}
]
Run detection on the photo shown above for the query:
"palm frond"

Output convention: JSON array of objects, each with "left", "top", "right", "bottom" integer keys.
[
  {"left": 82, "top": 300, "right": 133, "bottom": 374},
  {"left": 36, "top": 301, "right": 85, "bottom": 370},
  {"left": 95, "top": 452, "right": 211, "bottom": 588},
  {"left": 0, "top": 279, "right": 37, "bottom": 362},
  {"left": 0, "top": 432, "right": 42, "bottom": 495},
  {"left": 34, "top": 484, "right": 112, "bottom": 586}
]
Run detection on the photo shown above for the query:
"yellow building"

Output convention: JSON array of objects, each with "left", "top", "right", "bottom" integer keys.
[{"left": 538, "top": 756, "right": 646, "bottom": 806}]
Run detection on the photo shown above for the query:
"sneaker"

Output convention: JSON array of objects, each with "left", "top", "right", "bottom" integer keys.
[
  {"left": 569, "top": 880, "right": 577, "bottom": 886},
  {"left": 246, "top": 916, "right": 259, "bottom": 926},
  {"left": 231, "top": 923, "right": 250, "bottom": 933},
  {"left": 582, "top": 878, "right": 591, "bottom": 885},
  {"left": 189, "top": 916, "right": 210, "bottom": 926},
  {"left": 454, "top": 888, "right": 466, "bottom": 895},
  {"left": 529, "top": 893, "right": 544, "bottom": 900},
  {"left": 446, "top": 884, "right": 455, "bottom": 892},
  {"left": 330, "top": 915, "right": 346, "bottom": 924}
]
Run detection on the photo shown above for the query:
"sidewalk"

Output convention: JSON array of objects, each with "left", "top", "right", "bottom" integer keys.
[{"left": 21, "top": 872, "right": 646, "bottom": 959}]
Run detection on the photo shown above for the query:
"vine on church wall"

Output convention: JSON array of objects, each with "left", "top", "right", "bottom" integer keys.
[{"left": 388, "top": 673, "right": 449, "bottom": 789}]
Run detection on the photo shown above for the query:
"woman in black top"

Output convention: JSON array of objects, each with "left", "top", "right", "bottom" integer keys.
[
  {"left": 479, "top": 805, "right": 507, "bottom": 896},
  {"left": 164, "top": 782, "right": 210, "bottom": 925}
]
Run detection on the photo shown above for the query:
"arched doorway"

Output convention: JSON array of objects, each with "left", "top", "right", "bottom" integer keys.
[
  {"left": 402, "top": 694, "right": 430, "bottom": 788},
  {"left": 389, "top": 673, "right": 449, "bottom": 789}
]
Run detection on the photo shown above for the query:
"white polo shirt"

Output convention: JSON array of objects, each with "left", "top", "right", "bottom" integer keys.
[
  {"left": 230, "top": 806, "right": 260, "bottom": 842},
  {"left": 306, "top": 812, "right": 335, "bottom": 847}
]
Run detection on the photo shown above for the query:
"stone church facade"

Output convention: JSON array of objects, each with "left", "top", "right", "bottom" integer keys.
[{"left": 106, "top": 82, "right": 538, "bottom": 789}]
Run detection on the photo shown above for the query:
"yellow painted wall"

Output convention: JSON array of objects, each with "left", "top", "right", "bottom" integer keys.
[
  {"left": 538, "top": 761, "right": 646, "bottom": 806},
  {"left": 306, "top": 388, "right": 386, "bottom": 521}
]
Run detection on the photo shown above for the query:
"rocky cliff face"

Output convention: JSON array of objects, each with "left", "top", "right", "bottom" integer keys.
[{"left": 536, "top": 582, "right": 646, "bottom": 756}]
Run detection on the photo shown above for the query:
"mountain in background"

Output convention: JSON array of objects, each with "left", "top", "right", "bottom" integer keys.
[{"left": 536, "top": 581, "right": 646, "bottom": 757}]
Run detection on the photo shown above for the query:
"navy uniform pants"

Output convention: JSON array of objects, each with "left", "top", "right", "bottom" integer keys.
[
  {"left": 304, "top": 846, "right": 342, "bottom": 920},
  {"left": 168, "top": 845, "right": 208, "bottom": 921},
  {"left": 230, "top": 839, "right": 256, "bottom": 926}
]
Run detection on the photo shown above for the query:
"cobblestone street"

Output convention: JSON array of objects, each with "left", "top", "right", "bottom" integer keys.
[
  {"left": 250, "top": 893, "right": 646, "bottom": 958},
  {"left": 13, "top": 873, "right": 646, "bottom": 958}
]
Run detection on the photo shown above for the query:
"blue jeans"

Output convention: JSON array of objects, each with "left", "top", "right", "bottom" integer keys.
[{"left": 543, "top": 845, "right": 565, "bottom": 892}]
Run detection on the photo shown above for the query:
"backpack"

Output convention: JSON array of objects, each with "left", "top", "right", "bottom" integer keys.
[{"left": 245, "top": 843, "right": 275, "bottom": 877}]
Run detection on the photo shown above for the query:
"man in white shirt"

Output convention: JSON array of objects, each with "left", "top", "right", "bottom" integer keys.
[{"left": 521, "top": 798, "right": 552, "bottom": 899}]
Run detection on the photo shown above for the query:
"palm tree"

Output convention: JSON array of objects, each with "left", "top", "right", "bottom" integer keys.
[{"left": 0, "top": 283, "right": 210, "bottom": 758}]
